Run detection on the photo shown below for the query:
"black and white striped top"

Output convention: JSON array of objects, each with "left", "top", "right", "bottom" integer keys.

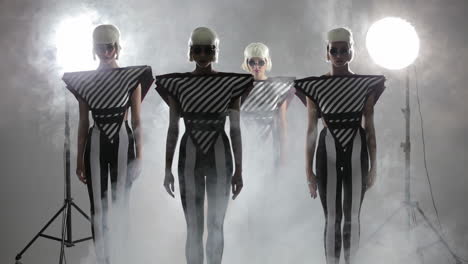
[
  {"left": 63, "top": 65, "right": 154, "bottom": 142},
  {"left": 295, "top": 75, "right": 385, "bottom": 151},
  {"left": 156, "top": 72, "right": 253, "bottom": 154},
  {"left": 241, "top": 77, "right": 295, "bottom": 139}
]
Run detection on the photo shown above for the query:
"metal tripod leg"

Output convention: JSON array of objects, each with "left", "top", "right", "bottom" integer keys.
[
  {"left": 363, "top": 204, "right": 404, "bottom": 246},
  {"left": 364, "top": 200, "right": 463, "bottom": 264},
  {"left": 59, "top": 202, "right": 68, "bottom": 264},
  {"left": 14, "top": 198, "right": 92, "bottom": 263},
  {"left": 15, "top": 203, "right": 67, "bottom": 262},
  {"left": 413, "top": 202, "right": 462, "bottom": 264}
]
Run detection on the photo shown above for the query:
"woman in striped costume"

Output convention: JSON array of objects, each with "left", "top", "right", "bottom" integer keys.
[
  {"left": 238, "top": 42, "right": 297, "bottom": 261},
  {"left": 64, "top": 25, "right": 153, "bottom": 264},
  {"left": 295, "top": 27, "right": 385, "bottom": 264},
  {"left": 240, "top": 42, "right": 295, "bottom": 168},
  {"left": 156, "top": 27, "right": 253, "bottom": 264}
]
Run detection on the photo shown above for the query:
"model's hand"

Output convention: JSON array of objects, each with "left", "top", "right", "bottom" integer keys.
[
  {"left": 231, "top": 171, "right": 243, "bottom": 200},
  {"left": 76, "top": 161, "right": 86, "bottom": 184},
  {"left": 164, "top": 170, "right": 175, "bottom": 198},
  {"left": 366, "top": 167, "right": 377, "bottom": 190},
  {"left": 307, "top": 173, "right": 318, "bottom": 199},
  {"left": 129, "top": 158, "right": 142, "bottom": 183}
]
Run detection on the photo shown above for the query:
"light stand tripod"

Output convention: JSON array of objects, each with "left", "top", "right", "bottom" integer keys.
[
  {"left": 15, "top": 88, "right": 92, "bottom": 264},
  {"left": 365, "top": 67, "right": 461, "bottom": 264}
]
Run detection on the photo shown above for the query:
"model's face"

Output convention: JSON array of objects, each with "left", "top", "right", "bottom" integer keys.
[
  {"left": 190, "top": 45, "right": 216, "bottom": 68},
  {"left": 94, "top": 43, "right": 117, "bottom": 64},
  {"left": 247, "top": 57, "right": 267, "bottom": 78},
  {"left": 327, "top": 42, "right": 352, "bottom": 68}
]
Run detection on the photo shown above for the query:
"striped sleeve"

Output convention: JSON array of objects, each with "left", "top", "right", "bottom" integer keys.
[
  {"left": 366, "top": 75, "right": 386, "bottom": 105},
  {"left": 275, "top": 77, "right": 298, "bottom": 107},
  {"left": 231, "top": 74, "right": 254, "bottom": 102},
  {"left": 288, "top": 76, "right": 307, "bottom": 106},
  {"left": 136, "top": 66, "right": 154, "bottom": 101},
  {"left": 62, "top": 70, "right": 98, "bottom": 104},
  {"left": 294, "top": 77, "right": 321, "bottom": 105},
  {"left": 154, "top": 73, "right": 183, "bottom": 106},
  {"left": 294, "top": 88, "right": 307, "bottom": 106}
]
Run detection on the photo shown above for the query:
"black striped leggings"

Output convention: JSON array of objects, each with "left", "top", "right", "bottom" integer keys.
[
  {"left": 316, "top": 127, "right": 369, "bottom": 264},
  {"left": 84, "top": 122, "right": 136, "bottom": 264},
  {"left": 178, "top": 132, "right": 233, "bottom": 264}
]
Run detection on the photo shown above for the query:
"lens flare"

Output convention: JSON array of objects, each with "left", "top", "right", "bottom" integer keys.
[
  {"left": 55, "top": 11, "right": 99, "bottom": 72},
  {"left": 366, "top": 17, "right": 420, "bottom": 70}
]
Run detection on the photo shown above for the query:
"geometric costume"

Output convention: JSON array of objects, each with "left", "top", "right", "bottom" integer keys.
[
  {"left": 295, "top": 75, "right": 385, "bottom": 264},
  {"left": 240, "top": 77, "right": 296, "bottom": 166},
  {"left": 62, "top": 65, "right": 153, "bottom": 264},
  {"left": 238, "top": 76, "right": 297, "bottom": 262},
  {"left": 155, "top": 72, "right": 253, "bottom": 264}
]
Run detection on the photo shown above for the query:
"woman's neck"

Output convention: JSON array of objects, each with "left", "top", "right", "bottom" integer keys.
[
  {"left": 97, "top": 61, "right": 119, "bottom": 70},
  {"left": 193, "top": 64, "right": 215, "bottom": 75},
  {"left": 330, "top": 65, "right": 353, "bottom": 76},
  {"left": 254, "top": 73, "right": 268, "bottom": 81}
]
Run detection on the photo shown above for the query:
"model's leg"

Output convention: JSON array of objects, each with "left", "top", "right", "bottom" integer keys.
[
  {"left": 110, "top": 122, "right": 134, "bottom": 214},
  {"left": 179, "top": 135, "right": 205, "bottom": 264},
  {"left": 205, "top": 134, "right": 233, "bottom": 264},
  {"left": 108, "top": 122, "right": 135, "bottom": 262},
  {"left": 117, "top": 122, "right": 136, "bottom": 226},
  {"left": 343, "top": 128, "right": 368, "bottom": 264},
  {"left": 316, "top": 128, "right": 343, "bottom": 264},
  {"left": 85, "top": 127, "right": 110, "bottom": 264}
]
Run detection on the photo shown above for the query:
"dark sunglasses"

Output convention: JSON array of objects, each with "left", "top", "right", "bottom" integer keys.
[
  {"left": 191, "top": 45, "right": 216, "bottom": 55},
  {"left": 94, "top": 44, "right": 116, "bottom": 53},
  {"left": 248, "top": 59, "right": 266, "bottom": 67},
  {"left": 329, "top": 47, "right": 350, "bottom": 57}
]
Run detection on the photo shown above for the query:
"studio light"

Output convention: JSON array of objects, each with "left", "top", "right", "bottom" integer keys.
[
  {"left": 55, "top": 11, "right": 99, "bottom": 72},
  {"left": 366, "top": 17, "right": 419, "bottom": 70}
]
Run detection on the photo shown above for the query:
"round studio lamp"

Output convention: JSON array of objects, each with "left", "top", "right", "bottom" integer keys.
[
  {"left": 366, "top": 17, "right": 420, "bottom": 70},
  {"left": 55, "top": 11, "right": 99, "bottom": 72}
]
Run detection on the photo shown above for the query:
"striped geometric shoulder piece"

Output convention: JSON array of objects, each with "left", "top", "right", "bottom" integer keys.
[
  {"left": 62, "top": 65, "right": 154, "bottom": 142},
  {"left": 295, "top": 75, "right": 386, "bottom": 150},
  {"left": 241, "top": 76, "right": 296, "bottom": 112},
  {"left": 294, "top": 74, "right": 385, "bottom": 108},
  {"left": 155, "top": 72, "right": 254, "bottom": 108},
  {"left": 154, "top": 72, "right": 189, "bottom": 105}
]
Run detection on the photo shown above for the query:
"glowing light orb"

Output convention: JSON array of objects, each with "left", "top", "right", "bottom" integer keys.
[
  {"left": 55, "top": 11, "right": 99, "bottom": 72},
  {"left": 366, "top": 17, "right": 419, "bottom": 70}
]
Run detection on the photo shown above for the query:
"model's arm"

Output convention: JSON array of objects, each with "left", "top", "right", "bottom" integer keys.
[
  {"left": 130, "top": 84, "right": 142, "bottom": 159},
  {"left": 76, "top": 98, "right": 89, "bottom": 184},
  {"left": 278, "top": 101, "right": 288, "bottom": 166},
  {"left": 363, "top": 92, "right": 377, "bottom": 189},
  {"left": 305, "top": 98, "right": 319, "bottom": 198},
  {"left": 229, "top": 98, "right": 243, "bottom": 200},
  {"left": 129, "top": 84, "right": 143, "bottom": 182},
  {"left": 163, "top": 96, "right": 180, "bottom": 198}
]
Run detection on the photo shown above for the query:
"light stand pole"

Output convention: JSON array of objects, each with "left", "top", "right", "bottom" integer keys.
[
  {"left": 365, "top": 67, "right": 462, "bottom": 264},
  {"left": 14, "top": 88, "right": 92, "bottom": 264},
  {"left": 402, "top": 68, "right": 414, "bottom": 231}
]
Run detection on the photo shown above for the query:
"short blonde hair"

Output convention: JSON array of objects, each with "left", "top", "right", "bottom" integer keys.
[
  {"left": 92, "top": 24, "right": 121, "bottom": 59},
  {"left": 187, "top": 27, "right": 220, "bottom": 63},
  {"left": 241, "top": 42, "right": 272, "bottom": 72}
]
